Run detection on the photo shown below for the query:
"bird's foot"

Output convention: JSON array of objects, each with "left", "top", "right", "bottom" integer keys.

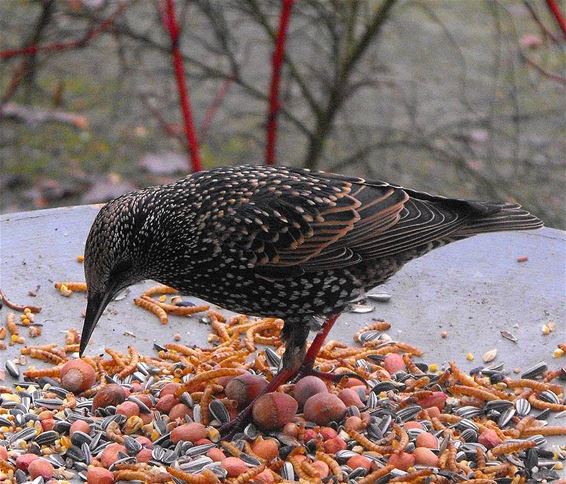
[
  {"left": 218, "top": 404, "right": 253, "bottom": 439},
  {"left": 295, "top": 366, "right": 369, "bottom": 386},
  {"left": 219, "top": 366, "right": 298, "bottom": 438}
]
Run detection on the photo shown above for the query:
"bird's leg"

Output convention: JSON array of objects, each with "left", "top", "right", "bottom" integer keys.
[
  {"left": 219, "top": 365, "right": 299, "bottom": 437},
  {"left": 294, "top": 314, "right": 345, "bottom": 381},
  {"left": 294, "top": 314, "right": 367, "bottom": 385},
  {"left": 220, "top": 323, "right": 314, "bottom": 437}
]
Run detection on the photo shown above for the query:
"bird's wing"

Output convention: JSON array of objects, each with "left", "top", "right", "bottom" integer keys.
[{"left": 198, "top": 166, "right": 408, "bottom": 278}]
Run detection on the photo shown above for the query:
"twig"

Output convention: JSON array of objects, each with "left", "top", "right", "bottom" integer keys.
[
  {"left": 139, "top": 94, "right": 185, "bottom": 144},
  {"left": 200, "top": 77, "right": 233, "bottom": 141},
  {"left": 522, "top": 53, "right": 566, "bottom": 84},
  {"left": 161, "top": 0, "right": 202, "bottom": 172},
  {"left": 0, "top": 103, "right": 88, "bottom": 128},
  {"left": 545, "top": 0, "right": 566, "bottom": 37},
  {"left": 0, "top": 3, "right": 127, "bottom": 60},
  {"left": 265, "top": 0, "right": 295, "bottom": 166},
  {"left": 523, "top": 1, "right": 560, "bottom": 43}
]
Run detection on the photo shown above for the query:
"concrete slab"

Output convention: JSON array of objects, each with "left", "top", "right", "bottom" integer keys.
[{"left": 1, "top": 205, "right": 565, "bottom": 473}]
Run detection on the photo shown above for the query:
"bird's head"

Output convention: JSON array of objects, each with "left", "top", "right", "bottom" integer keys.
[{"left": 80, "top": 196, "right": 148, "bottom": 355}]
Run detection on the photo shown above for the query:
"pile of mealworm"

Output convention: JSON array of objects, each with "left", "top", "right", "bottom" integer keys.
[{"left": 0, "top": 283, "right": 565, "bottom": 484}]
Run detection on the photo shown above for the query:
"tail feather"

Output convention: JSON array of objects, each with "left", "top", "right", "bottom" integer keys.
[{"left": 455, "top": 203, "right": 543, "bottom": 237}]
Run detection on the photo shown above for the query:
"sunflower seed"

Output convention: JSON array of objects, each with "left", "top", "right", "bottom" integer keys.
[
  {"left": 109, "top": 455, "right": 136, "bottom": 470},
  {"left": 345, "top": 405, "right": 361, "bottom": 418},
  {"left": 500, "top": 330, "right": 518, "bottom": 343},
  {"left": 179, "top": 456, "right": 213, "bottom": 472},
  {"left": 538, "top": 390, "right": 560, "bottom": 404},
  {"left": 186, "top": 443, "right": 215, "bottom": 457},
  {"left": 179, "top": 392, "right": 193, "bottom": 408},
  {"left": 527, "top": 435, "right": 547, "bottom": 447},
  {"left": 5, "top": 361, "right": 20, "bottom": 379},
  {"left": 515, "top": 398, "right": 532, "bottom": 416},
  {"left": 367, "top": 293, "right": 391, "bottom": 303},
  {"left": 521, "top": 362, "right": 547, "bottom": 380},
  {"left": 457, "top": 419, "right": 479, "bottom": 433},
  {"left": 263, "top": 347, "right": 281, "bottom": 369},
  {"left": 281, "top": 462, "right": 294, "bottom": 480},
  {"left": 240, "top": 453, "right": 261, "bottom": 466},
  {"left": 349, "top": 467, "right": 367, "bottom": 478},
  {"left": 124, "top": 435, "right": 143, "bottom": 455},
  {"left": 460, "top": 428, "right": 478, "bottom": 442},
  {"left": 34, "top": 430, "right": 58, "bottom": 445},
  {"left": 71, "top": 431, "right": 92, "bottom": 447},
  {"left": 66, "top": 445, "right": 86, "bottom": 462},
  {"left": 127, "top": 396, "right": 151, "bottom": 414},
  {"left": 347, "top": 303, "right": 374, "bottom": 313},
  {"left": 485, "top": 400, "right": 513, "bottom": 412},
  {"left": 397, "top": 405, "right": 421, "bottom": 421},
  {"left": 482, "top": 349, "right": 497, "bottom": 363},
  {"left": 336, "top": 450, "right": 358, "bottom": 461},
  {"left": 455, "top": 406, "right": 484, "bottom": 418},
  {"left": 153, "top": 432, "right": 172, "bottom": 447},
  {"left": 525, "top": 447, "right": 538, "bottom": 472},
  {"left": 497, "top": 407, "right": 516, "bottom": 428},
  {"left": 35, "top": 398, "right": 64, "bottom": 409},
  {"left": 193, "top": 404, "right": 202, "bottom": 423},
  {"left": 9, "top": 426, "right": 36, "bottom": 443},
  {"left": 243, "top": 423, "right": 259, "bottom": 440},
  {"left": 209, "top": 399, "right": 230, "bottom": 424}
]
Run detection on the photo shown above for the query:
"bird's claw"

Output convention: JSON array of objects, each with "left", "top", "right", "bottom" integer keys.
[
  {"left": 295, "top": 367, "right": 369, "bottom": 386},
  {"left": 218, "top": 406, "right": 252, "bottom": 438}
]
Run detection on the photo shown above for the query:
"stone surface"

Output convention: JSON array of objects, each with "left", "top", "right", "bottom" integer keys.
[{"left": 0, "top": 205, "right": 564, "bottom": 476}]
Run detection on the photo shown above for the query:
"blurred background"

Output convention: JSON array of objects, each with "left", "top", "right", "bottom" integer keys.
[{"left": 1, "top": 0, "right": 565, "bottom": 227}]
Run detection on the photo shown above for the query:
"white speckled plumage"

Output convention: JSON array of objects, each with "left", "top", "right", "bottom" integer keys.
[{"left": 82, "top": 164, "right": 542, "bottom": 368}]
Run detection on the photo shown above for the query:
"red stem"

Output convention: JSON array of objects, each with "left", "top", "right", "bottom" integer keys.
[
  {"left": 265, "top": 0, "right": 295, "bottom": 166},
  {"left": 545, "top": 0, "right": 566, "bottom": 37},
  {"left": 162, "top": 0, "right": 202, "bottom": 172},
  {"left": 200, "top": 77, "right": 233, "bottom": 141},
  {"left": 0, "top": 4, "right": 127, "bottom": 60}
]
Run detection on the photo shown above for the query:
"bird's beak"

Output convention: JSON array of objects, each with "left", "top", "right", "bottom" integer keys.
[{"left": 80, "top": 290, "right": 113, "bottom": 356}]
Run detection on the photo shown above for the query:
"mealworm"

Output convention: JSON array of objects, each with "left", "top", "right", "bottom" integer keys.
[
  {"left": 315, "top": 452, "right": 343, "bottom": 481},
  {"left": 117, "top": 346, "right": 139, "bottom": 379},
  {"left": 229, "top": 464, "right": 267, "bottom": 483},
  {"left": 176, "top": 368, "right": 244, "bottom": 396},
  {"left": 358, "top": 464, "right": 394, "bottom": 484},
  {"left": 489, "top": 439, "right": 535, "bottom": 457},
  {"left": 134, "top": 297, "right": 168, "bottom": 324},
  {"left": 521, "top": 426, "right": 566, "bottom": 436},
  {"left": 200, "top": 384, "right": 223, "bottom": 425},
  {"left": 288, "top": 455, "right": 312, "bottom": 480},
  {"left": 221, "top": 440, "right": 242, "bottom": 457},
  {"left": 143, "top": 285, "right": 178, "bottom": 297},
  {"left": 450, "top": 361, "right": 480, "bottom": 387},
  {"left": 476, "top": 446, "right": 486, "bottom": 470},
  {"left": 105, "top": 348, "right": 127, "bottom": 368},
  {"left": 211, "top": 317, "right": 230, "bottom": 341},
  {"left": 54, "top": 281, "right": 87, "bottom": 292},
  {"left": 6, "top": 312, "right": 19, "bottom": 335},
  {"left": 0, "top": 290, "right": 42, "bottom": 313},
  {"left": 24, "top": 366, "right": 63, "bottom": 378},
  {"left": 389, "top": 469, "right": 434, "bottom": 482},
  {"left": 145, "top": 296, "right": 209, "bottom": 316},
  {"left": 347, "top": 428, "right": 394, "bottom": 454},
  {"left": 21, "top": 347, "right": 65, "bottom": 364},
  {"left": 450, "top": 384, "right": 502, "bottom": 401},
  {"left": 447, "top": 443, "right": 457, "bottom": 472},
  {"left": 505, "top": 378, "right": 563, "bottom": 395},
  {"left": 528, "top": 393, "right": 566, "bottom": 411},
  {"left": 354, "top": 322, "right": 392, "bottom": 344}
]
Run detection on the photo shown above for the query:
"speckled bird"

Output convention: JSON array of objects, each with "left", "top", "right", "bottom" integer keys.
[{"left": 80, "top": 165, "right": 542, "bottom": 422}]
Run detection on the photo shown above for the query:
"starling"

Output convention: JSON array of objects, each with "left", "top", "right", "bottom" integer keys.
[{"left": 80, "top": 165, "right": 542, "bottom": 426}]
